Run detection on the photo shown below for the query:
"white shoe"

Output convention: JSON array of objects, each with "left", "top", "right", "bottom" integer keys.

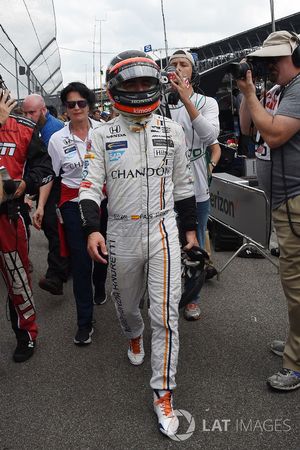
[
  {"left": 153, "top": 390, "right": 179, "bottom": 437},
  {"left": 127, "top": 335, "right": 145, "bottom": 365}
]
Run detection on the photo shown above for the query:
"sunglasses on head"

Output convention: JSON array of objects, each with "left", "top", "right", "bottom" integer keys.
[{"left": 65, "top": 100, "right": 88, "bottom": 109}]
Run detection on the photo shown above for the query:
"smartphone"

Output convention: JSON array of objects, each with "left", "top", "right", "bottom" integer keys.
[
  {"left": 167, "top": 65, "right": 177, "bottom": 82},
  {"left": 0, "top": 76, "right": 10, "bottom": 100}
]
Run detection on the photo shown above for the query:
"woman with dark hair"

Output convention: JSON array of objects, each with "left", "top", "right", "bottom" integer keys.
[{"left": 47, "top": 82, "right": 108, "bottom": 345}]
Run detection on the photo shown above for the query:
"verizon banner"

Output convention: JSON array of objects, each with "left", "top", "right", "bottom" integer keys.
[{"left": 209, "top": 174, "right": 271, "bottom": 248}]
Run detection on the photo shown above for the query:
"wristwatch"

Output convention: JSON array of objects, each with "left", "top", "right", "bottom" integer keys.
[{"left": 210, "top": 160, "right": 216, "bottom": 168}]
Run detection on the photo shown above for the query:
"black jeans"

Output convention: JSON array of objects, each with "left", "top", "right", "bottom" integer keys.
[
  {"left": 42, "top": 180, "right": 69, "bottom": 282},
  {"left": 60, "top": 200, "right": 108, "bottom": 328}
]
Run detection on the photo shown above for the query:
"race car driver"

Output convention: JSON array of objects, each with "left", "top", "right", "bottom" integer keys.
[
  {"left": 79, "top": 50, "right": 198, "bottom": 438},
  {"left": 0, "top": 86, "right": 54, "bottom": 362}
]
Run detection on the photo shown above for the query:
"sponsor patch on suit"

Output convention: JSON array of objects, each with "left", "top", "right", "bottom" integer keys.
[
  {"left": 109, "top": 150, "right": 126, "bottom": 162},
  {"left": 106, "top": 141, "right": 128, "bottom": 151},
  {"left": 152, "top": 138, "right": 174, "bottom": 148}
]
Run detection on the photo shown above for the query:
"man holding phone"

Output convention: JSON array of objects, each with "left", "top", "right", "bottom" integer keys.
[{"left": 166, "top": 50, "right": 220, "bottom": 320}]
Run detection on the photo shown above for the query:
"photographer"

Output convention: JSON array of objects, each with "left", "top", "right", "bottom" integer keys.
[
  {"left": 164, "top": 50, "right": 220, "bottom": 321},
  {"left": 238, "top": 31, "right": 300, "bottom": 391},
  {"left": 0, "top": 86, "right": 54, "bottom": 363}
]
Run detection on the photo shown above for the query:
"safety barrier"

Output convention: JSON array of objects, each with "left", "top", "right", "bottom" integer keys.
[{"left": 209, "top": 173, "right": 279, "bottom": 277}]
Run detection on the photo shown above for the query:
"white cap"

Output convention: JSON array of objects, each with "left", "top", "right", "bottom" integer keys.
[
  {"left": 169, "top": 50, "right": 195, "bottom": 66},
  {"left": 249, "top": 31, "right": 300, "bottom": 58}
]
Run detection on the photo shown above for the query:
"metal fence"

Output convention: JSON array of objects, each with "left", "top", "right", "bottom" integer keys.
[
  {"left": 0, "top": 25, "right": 48, "bottom": 101},
  {"left": 0, "top": 0, "right": 63, "bottom": 102}
]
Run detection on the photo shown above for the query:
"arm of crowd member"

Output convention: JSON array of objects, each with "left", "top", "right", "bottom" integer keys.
[
  {"left": 0, "top": 90, "right": 17, "bottom": 127},
  {"left": 23, "top": 128, "right": 54, "bottom": 195},
  {"left": 79, "top": 131, "right": 107, "bottom": 264},
  {"left": 236, "top": 59, "right": 256, "bottom": 136},
  {"left": 170, "top": 73, "right": 201, "bottom": 121},
  {"left": 47, "top": 136, "right": 62, "bottom": 178},
  {"left": 13, "top": 179, "right": 27, "bottom": 199},
  {"left": 0, "top": 90, "right": 22, "bottom": 197},
  {"left": 170, "top": 74, "right": 220, "bottom": 145},
  {"left": 172, "top": 124, "right": 198, "bottom": 250},
  {"left": 191, "top": 98, "right": 220, "bottom": 145},
  {"left": 237, "top": 71, "right": 300, "bottom": 148},
  {"left": 209, "top": 141, "right": 221, "bottom": 170},
  {"left": 32, "top": 181, "right": 54, "bottom": 230},
  {"left": 239, "top": 94, "right": 256, "bottom": 136}
]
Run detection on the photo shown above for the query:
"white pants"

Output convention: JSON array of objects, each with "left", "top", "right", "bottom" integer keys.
[{"left": 107, "top": 213, "right": 181, "bottom": 390}]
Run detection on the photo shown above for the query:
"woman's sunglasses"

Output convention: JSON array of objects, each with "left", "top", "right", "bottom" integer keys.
[{"left": 65, "top": 100, "right": 88, "bottom": 109}]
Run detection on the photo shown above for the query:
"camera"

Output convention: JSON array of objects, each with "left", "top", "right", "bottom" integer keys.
[
  {"left": 0, "top": 166, "right": 20, "bottom": 205},
  {"left": 0, "top": 75, "right": 10, "bottom": 100},
  {"left": 160, "top": 65, "right": 177, "bottom": 85},
  {"left": 0, "top": 75, "right": 8, "bottom": 90},
  {"left": 228, "top": 58, "right": 270, "bottom": 80}
]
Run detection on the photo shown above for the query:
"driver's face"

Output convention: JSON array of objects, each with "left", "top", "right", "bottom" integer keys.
[{"left": 120, "top": 77, "right": 156, "bottom": 92}]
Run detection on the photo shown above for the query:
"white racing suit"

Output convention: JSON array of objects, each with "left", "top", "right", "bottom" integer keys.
[{"left": 79, "top": 113, "right": 196, "bottom": 390}]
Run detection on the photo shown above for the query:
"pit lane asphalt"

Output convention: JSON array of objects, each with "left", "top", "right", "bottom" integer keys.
[{"left": 0, "top": 227, "right": 299, "bottom": 450}]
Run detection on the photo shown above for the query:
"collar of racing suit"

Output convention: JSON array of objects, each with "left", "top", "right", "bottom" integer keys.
[{"left": 119, "top": 112, "right": 153, "bottom": 133}]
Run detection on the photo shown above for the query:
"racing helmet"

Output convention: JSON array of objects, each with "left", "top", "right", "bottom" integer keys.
[{"left": 106, "top": 50, "right": 161, "bottom": 116}]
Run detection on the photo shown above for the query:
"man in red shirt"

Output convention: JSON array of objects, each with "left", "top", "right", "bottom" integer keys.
[{"left": 0, "top": 86, "right": 54, "bottom": 362}]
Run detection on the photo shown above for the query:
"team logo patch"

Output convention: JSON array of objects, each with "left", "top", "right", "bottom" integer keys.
[
  {"left": 152, "top": 138, "right": 174, "bottom": 148},
  {"left": 109, "top": 150, "right": 126, "bottom": 162},
  {"left": 82, "top": 170, "right": 89, "bottom": 180},
  {"left": 189, "top": 147, "right": 205, "bottom": 162},
  {"left": 86, "top": 139, "right": 92, "bottom": 152},
  {"left": 64, "top": 146, "right": 77, "bottom": 156},
  {"left": 84, "top": 153, "right": 95, "bottom": 159},
  {"left": 109, "top": 125, "right": 121, "bottom": 134},
  {"left": 80, "top": 180, "right": 92, "bottom": 189},
  {"left": 64, "top": 146, "right": 77, "bottom": 159},
  {"left": 106, "top": 141, "right": 128, "bottom": 151},
  {"left": 154, "top": 148, "right": 167, "bottom": 157},
  {"left": 0, "top": 143, "right": 16, "bottom": 156},
  {"left": 64, "top": 145, "right": 76, "bottom": 155}
]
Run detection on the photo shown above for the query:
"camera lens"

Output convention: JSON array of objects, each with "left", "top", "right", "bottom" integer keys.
[{"left": 228, "top": 62, "right": 251, "bottom": 80}]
